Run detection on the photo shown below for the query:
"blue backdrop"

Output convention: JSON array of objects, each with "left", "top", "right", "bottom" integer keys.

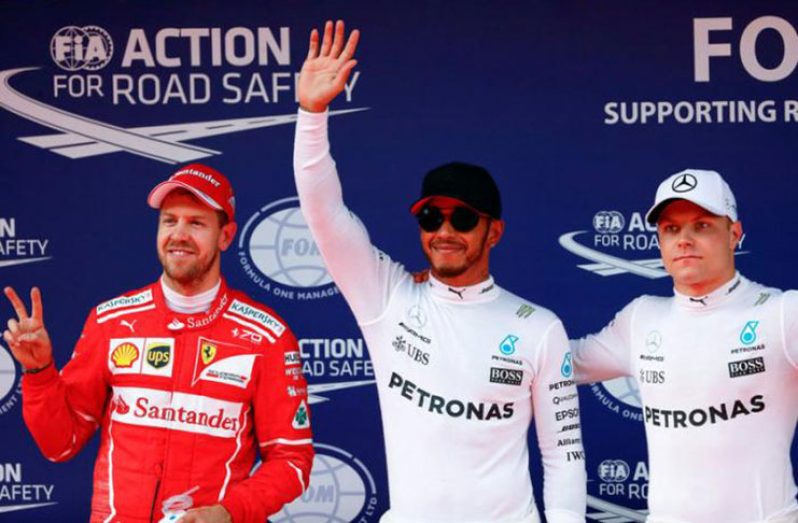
[{"left": 1, "top": 1, "right": 797, "bottom": 521}]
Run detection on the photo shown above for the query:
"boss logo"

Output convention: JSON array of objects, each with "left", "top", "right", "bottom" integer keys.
[
  {"left": 728, "top": 357, "right": 765, "bottom": 378},
  {"left": 489, "top": 367, "right": 523, "bottom": 386}
]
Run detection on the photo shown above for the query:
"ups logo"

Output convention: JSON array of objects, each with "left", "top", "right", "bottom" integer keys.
[{"left": 146, "top": 345, "right": 171, "bottom": 369}]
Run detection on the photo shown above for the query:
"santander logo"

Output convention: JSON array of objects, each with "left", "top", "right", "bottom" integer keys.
[{"left": 110, "top": 387, "right": 243, "bottom": 438}]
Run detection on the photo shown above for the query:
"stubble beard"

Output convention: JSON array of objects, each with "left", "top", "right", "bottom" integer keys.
[
  {"left": 160, "top": 247, "right": 219, "bottom": 287},
  {"left": 426, "top": 230, "right": 489, "bottom": 279}
]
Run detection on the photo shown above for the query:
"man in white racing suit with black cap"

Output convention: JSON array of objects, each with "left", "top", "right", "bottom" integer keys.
[
  {"left": 572, "top": 168, "right": 798, "bottom": 522},
  {"left": 292, "top": 19, "right": 586, "bottom": 523}
]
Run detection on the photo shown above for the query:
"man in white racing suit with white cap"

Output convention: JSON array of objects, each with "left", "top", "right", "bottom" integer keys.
[
  {"left": 292, "top": 20, "right": 586, "bottom": 523},
  {"left": 572, "top": 168, "right": 798, "bottom": 522}
]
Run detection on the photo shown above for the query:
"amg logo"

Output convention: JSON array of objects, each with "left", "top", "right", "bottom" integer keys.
[
  {"left": 490, "top": 367, "right": 523, "bottom": 386},
  {"left": 728, "top": 357, "right": 765, "bottom": 378}
]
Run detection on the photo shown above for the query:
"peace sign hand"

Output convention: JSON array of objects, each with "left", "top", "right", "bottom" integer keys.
[
  {"left": 3, "top": 287, "right": 53, "bottom": 371},
  {"left": 298, "top": 20, "right": 360, "bottom": 113}
]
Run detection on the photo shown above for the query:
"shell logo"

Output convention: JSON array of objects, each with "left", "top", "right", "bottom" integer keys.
[{"left": 112, "top": 343, "right": 140, "bottom": 368}]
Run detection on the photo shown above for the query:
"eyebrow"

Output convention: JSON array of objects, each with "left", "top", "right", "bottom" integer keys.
[{"left": 160, "top": 212, "right": 210, "bottom": 221}]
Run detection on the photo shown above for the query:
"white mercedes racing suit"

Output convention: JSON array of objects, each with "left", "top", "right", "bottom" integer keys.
[
  {"left": 293, "top": 109, "right": 586, "bottom": 523},
  {"left": 572, "top": 273, "right": 798, "bottom": 523}
]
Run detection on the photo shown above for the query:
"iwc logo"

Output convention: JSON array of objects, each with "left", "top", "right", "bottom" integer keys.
[
  {"left": 269, "top": 443, "right": 378, "bottom": 523},
  {"left": 238, "top": 197, "right": 341, "bottom": 301}
]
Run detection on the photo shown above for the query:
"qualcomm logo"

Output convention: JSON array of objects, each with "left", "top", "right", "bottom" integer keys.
[
  {"left": 269, "top": 443, "right": 378, "bottom": 523},
  {"left": 559, "top": 209, "right": 747, "bottom": 279},
  {"left": 0, "top": 67, "right": 366, "bottom": 164},
  {"left": 239, "top": 198, "right": 365, "bottom": 301}
]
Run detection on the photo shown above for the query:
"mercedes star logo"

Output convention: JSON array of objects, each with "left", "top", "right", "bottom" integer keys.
[
  {"left": 671, "top": 173, "right": 698, "bottom": 193},
  {"left": 406, "top": 306, "right": 427, "bottom": 329},
  {"left": 645, "top": 331, "right": 662, "bottom": 352}
]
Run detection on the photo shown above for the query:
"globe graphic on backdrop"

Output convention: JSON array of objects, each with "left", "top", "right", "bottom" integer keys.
[
  {"left": 0, "top": 346, "right": 17, "bottom": 399},
  {"left": 270, "top": 452, "right": 368, "bottom": 523},
  {"left": 247, "top": 204, "right": 332, "bottom": 288},
  {"left": 50, "top": 26, "right": 86, "bottom": 71},
  {"left": 50, "top": 25, "right": 113, "bottom": 71},
  {"left": 602, "top": 376, "right": 642, "bottom": 408}
]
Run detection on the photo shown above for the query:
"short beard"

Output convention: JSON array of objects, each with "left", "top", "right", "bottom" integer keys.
[
  {"left": 425, "top": 227, "right": 489, "bottom": 279},
  {"left": 160, "top": 249, "right": 219, "bottom": 287}
]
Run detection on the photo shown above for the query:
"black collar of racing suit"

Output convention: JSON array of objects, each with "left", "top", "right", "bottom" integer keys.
[
  {"left": 427, "top": 273, "right": 500, "bottom": 304},
  {"left": 673, "top": 272, "right": 747, "bottom": 311}
]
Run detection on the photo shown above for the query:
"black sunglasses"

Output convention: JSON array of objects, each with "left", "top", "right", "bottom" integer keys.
[{"left": 416, "top": 205, "right": 483, "bottom": 233}]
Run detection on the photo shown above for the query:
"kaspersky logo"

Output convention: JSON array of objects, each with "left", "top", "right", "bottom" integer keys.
[
  {"left": 559, "top": 209, "right": 747, "bottom": 279},
  {"left": 0, "top": 26, "right": 367, "bottom": 164}
]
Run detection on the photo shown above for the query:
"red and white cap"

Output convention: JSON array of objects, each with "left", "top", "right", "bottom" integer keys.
[{"left": 148, "top": 163, "right": 235, "bottom": 222}]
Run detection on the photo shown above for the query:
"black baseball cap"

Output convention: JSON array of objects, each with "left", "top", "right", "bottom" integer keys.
[{"left": 409, "top": 162, "right": 502, "bottom": 219}]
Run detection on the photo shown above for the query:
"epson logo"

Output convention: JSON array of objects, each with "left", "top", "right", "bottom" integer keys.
[
  {"left": 555, "top": 408, "right": 580, "bottom": 422},
  {"left": 489, "top": 367, "right": 523, "bottom": 386},
  {"left": 728, "top": 357, "right": 766, "bottom": 378}
]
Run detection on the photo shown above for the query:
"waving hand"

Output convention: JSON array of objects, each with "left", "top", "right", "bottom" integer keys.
[{"left": 298, "top": 20, "right": 360, "bottom": 113}]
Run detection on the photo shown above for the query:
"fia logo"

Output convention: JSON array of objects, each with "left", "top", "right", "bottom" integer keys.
[
  {"left": 739, "top": 321, "right": 759, "bottom": 345},
  {"left": 499, "top": 335, "right": 519, "bottom": 356},
  {"left": 51, "top": 26, "right": 114, "bottom": 71}
]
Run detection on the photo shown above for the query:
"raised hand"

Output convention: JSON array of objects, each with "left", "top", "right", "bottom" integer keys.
[
  {"left": 298, "top": 20, "right": 360, "bottom": 113},
  {"left": 3, "top": 287, "right": 53, "bottom": 371}
]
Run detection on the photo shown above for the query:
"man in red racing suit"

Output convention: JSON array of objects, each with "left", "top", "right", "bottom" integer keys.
[{"left": 4, "top": 164, "right": 313, "bottom": 522}]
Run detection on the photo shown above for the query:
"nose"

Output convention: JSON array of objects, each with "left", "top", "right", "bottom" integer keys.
[
  {"left": 676, "top": 228, "right": 693, "bottom": 248},
  {"left": 435, "top": 215, "right": 457, "bottom": 237},
  {"left": 170, "top": 219, "right": 190, "bottom": 240}
]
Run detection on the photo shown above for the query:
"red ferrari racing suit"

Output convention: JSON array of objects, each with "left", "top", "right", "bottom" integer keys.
[{"left": 22, "top": 278, "right": 313, "bottom": 522}]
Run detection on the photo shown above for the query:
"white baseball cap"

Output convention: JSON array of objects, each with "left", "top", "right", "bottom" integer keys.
[{"left": 645, "top": 169, "right": 738, "bottom": 224}]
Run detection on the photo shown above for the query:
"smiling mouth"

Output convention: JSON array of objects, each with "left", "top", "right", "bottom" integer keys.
[
  {"left": 167, "top": 246, "right": 196, "bottom": 257},
  {"left": 432, "top": 243, "right": 465, "bottom": 253}
]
